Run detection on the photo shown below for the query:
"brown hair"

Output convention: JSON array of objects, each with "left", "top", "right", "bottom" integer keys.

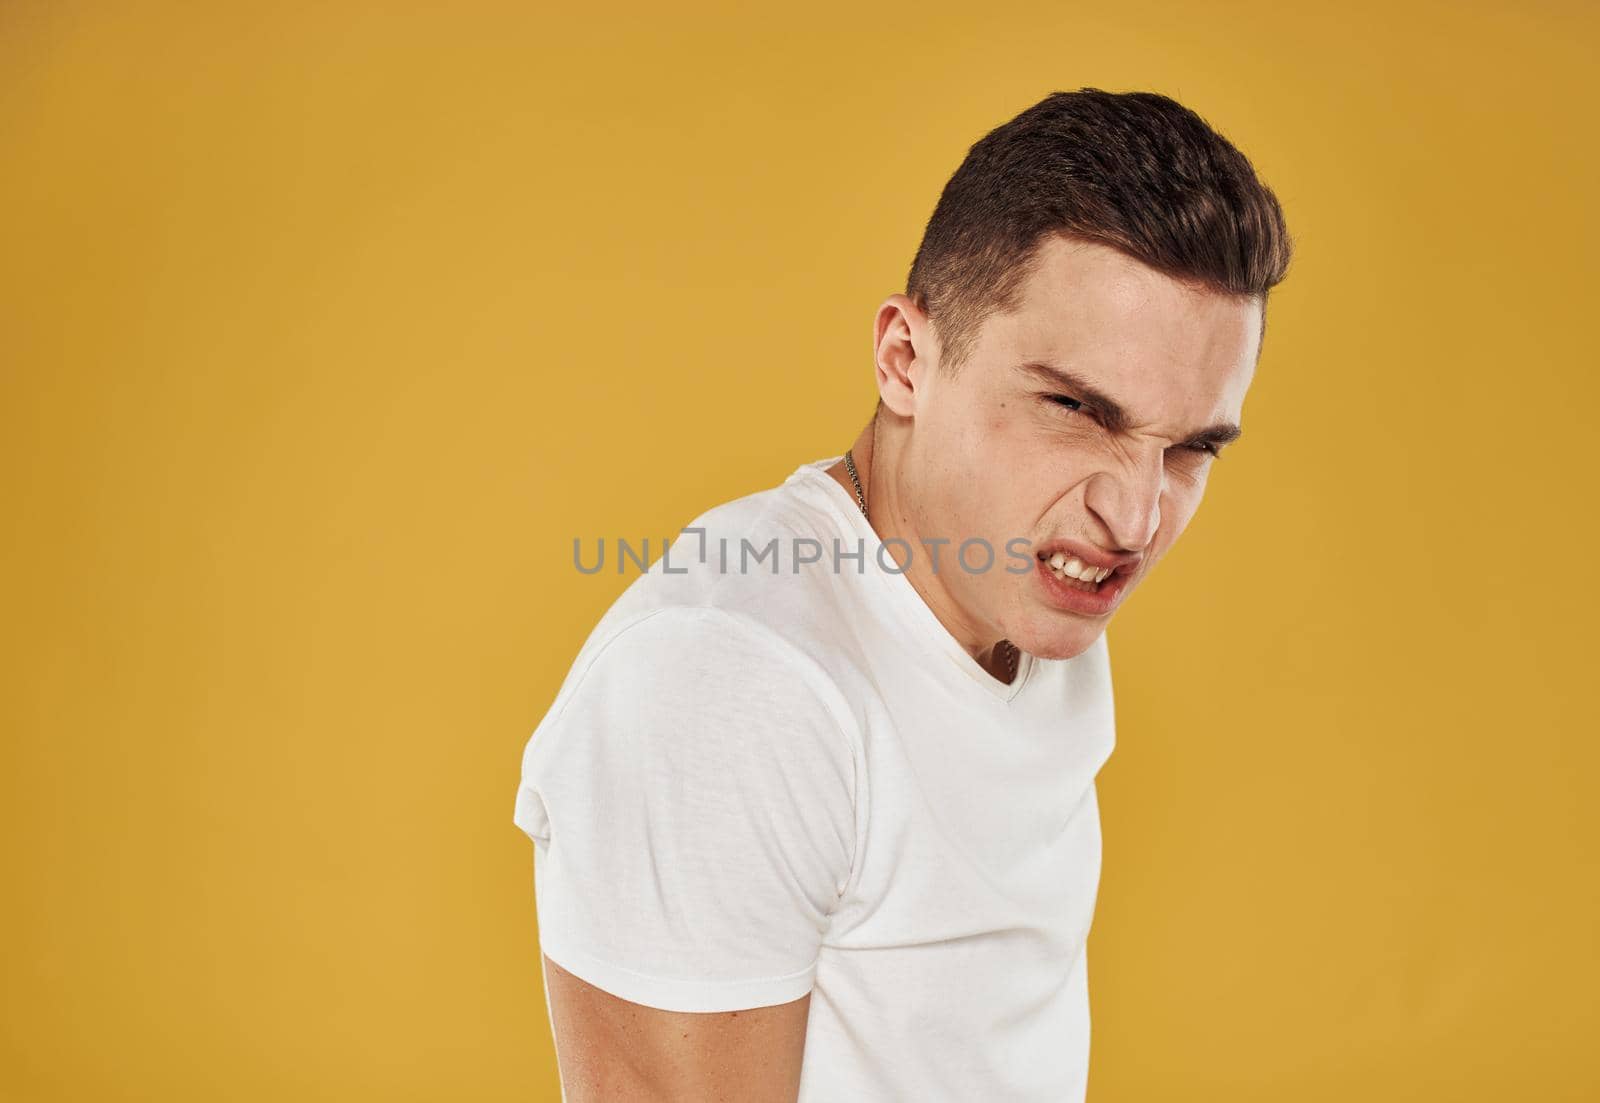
[{"left": 905, "top": 88, "right": 1294, "bottom": 373}]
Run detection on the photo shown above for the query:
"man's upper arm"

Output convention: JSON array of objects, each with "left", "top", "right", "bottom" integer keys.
[
  {"left": 543, "top": 953, "right": 811, "bottom": 1102},
  {"left": 513, "top": 606, "right": 862, "bottom": 1098}
]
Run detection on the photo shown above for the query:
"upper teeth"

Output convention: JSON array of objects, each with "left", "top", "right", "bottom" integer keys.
[{"left": 1047, "top": 552, "right": 1111, "bottom": 583}]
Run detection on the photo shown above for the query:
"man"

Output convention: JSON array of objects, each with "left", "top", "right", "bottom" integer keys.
[{"left": 513, "top": 87, "right": 1292, "bottom": 1101}]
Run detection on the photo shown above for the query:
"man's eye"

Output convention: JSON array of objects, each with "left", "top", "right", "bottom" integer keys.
[
  {"left": 1186, "top": 441, "right": 1220, "bottom": 458},
  {"left": 1045, "top": 394, "right": 1083, "bottom": 412}
]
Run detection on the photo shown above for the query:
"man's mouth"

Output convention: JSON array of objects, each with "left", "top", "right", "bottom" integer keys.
[
  {"left": 1031, "top": 547, "right": 1138, "bottom": 616},
  {"left": 1037, "top": 550, "right": 1117, "bottom": 592}
]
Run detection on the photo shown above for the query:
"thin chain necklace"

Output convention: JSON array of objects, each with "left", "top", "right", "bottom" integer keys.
[{"left": 843, "top": 444, "right": 1020, "bottom": 686}]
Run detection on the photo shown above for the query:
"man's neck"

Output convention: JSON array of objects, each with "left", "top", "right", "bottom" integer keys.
[{"left": 825, "top": 420, "right": 1016, "bottom": 683}]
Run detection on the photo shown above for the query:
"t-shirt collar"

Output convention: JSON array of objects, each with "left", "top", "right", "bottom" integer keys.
[{"left": 790, "top": 457, "right": 1036, "bottom": 703}]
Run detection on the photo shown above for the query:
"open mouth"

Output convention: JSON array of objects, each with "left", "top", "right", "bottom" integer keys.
[
  {"left": 1032, "top": 549, "right": 1136, "bottom": 616},
  {"left": 1037, "top": 550, "right": 1118, "bottom": 592}
]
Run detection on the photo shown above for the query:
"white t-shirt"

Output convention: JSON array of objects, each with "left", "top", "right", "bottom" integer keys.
[{"left": 513, "top": 456, "right": 1117, "bottom": 1101}]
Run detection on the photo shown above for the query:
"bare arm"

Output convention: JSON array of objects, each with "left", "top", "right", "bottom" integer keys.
[{"left": 543, "top": 953, "right": 812, "bottom": 1103}]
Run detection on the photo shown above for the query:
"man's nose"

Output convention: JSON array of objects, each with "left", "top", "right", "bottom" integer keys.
[{"left": 1083, "top": 454, "right": 1163, "bottom": 551}]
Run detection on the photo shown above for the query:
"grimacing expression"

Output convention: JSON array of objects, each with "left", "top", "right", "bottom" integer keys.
[{"left": 909, "top": 234, "right": 1263, "bottom": 662}]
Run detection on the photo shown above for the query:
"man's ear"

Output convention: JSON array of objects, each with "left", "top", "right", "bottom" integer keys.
[{"left": 873, "top": 293, "right": 935, "bottom": 418}]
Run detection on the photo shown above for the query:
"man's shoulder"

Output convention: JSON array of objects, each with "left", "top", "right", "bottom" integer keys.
[
  {"left": 583, "top": 468, "right": 855, "bottom": 668},
  {"left": 542, "top": 576, "right": 863, "bottom": 766}
]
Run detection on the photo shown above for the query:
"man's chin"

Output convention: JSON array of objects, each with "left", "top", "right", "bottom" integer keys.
[{"left": 1014, "top": 624, "right": 1106, "bottom": 662}]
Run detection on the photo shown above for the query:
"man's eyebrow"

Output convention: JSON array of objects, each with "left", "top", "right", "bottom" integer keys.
[{"left": 1015, "top": 359, "right": 1243, "bottom": 449}]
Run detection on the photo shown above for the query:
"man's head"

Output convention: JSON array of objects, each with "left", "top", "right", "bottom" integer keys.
[{"left": 871, "top": 88, "right": 1293, "bottom": 662}]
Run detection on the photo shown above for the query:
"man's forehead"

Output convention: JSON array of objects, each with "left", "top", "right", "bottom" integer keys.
[
  {"left": 1015, "top": 238, "right": 1254, "bottom": 336},
  {"left": 1019, "top": 236, "right": 1170, "bottom": 311},
  {"left": 995, "top": 245, "right": 1261, "bottom": 385}
]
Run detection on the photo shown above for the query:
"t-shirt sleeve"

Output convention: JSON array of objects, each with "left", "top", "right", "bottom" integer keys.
[{"left": 512, "top": 606, "right": 862, "bottom": 1013}]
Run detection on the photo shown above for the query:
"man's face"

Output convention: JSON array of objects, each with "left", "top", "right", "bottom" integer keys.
[{"left": 901, "top": 233, "right": 1263, "bottom": 661}]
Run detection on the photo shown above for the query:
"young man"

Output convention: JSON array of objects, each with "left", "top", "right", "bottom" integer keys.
[{"left": 513, "top": 88, "right": 1292, "bottom": 1101}]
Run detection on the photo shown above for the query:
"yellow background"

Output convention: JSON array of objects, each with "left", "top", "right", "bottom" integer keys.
[{"left": 3, "top": 2, "right": 1596, "bottom": 1099}]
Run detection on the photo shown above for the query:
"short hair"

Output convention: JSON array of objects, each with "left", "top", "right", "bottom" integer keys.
[{"left": 905, "top": 88, "right": 1294, "bottom": 373}]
